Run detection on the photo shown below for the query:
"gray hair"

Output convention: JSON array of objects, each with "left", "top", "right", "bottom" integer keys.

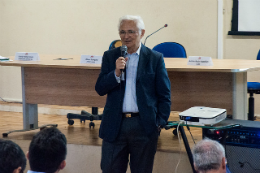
[
  {"left": 192, "top": 138, "right": 225, "bottom": 172},
  {"left": 118, "top": 15, "right": 145, "bottom": 34}
]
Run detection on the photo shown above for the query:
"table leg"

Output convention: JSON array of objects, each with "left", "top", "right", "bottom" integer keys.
[
  {"left": 23, "top": 103, "right": 38, "bottom": 129},
  {"left": 232, "top": 72, "right": 247, "bottom": 120},
  {"left": 2, "top": 67, "right": 57, "bottom": 137},
  {"left": 22, "top": 67, "right": 38, "bottom": 129}
]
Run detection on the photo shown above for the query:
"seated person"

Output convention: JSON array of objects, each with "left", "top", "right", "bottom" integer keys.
[
  {"left": 192, "top": 138, "right": 231, "bottom": 173},
  {"left": 0, "top": 139, "right": 27, "bottom": 173},
  {"left": 27, "top": 127, "right": 67, "bottom": 173}
]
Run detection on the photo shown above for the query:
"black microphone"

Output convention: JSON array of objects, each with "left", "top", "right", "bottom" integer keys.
[
  {"left": 143, "top": 24, "right": 168, "bottom": 46},
  {"left": 121, "top": 45, "right": 127, "bottom": 58},
  {"left": 120, "top": 45, "right": 127, "bottom": 74}
]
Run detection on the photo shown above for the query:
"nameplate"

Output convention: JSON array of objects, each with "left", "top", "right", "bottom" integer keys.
[
  {"left": 80, "top": 55, "right": 102, "bottom": 64},
  {"left": 187, "top": 56, "right": 213, "bottom": 66},
  {"left": 15, "top": 52, "right": 40, "bottom": 61}
]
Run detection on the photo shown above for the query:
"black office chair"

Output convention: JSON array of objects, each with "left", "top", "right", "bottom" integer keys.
[
  {"left": 247, "top": 49, "right": 260, "bottom": 120},
  {"left": 67, "top": 108, "right": 102, "bottom": 128}
]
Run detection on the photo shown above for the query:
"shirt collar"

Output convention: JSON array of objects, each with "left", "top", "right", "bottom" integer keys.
[
  {"left": 127, "top": 42, "right": 142, "bottom": 56},
  {"left": 136, "top": 42, "right": 142, "bottom": 55},
  {"left": 27, "top": 170, "right": 46, "bottom": 173}
]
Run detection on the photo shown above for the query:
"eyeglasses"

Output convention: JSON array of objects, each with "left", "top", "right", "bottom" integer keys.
[{"left": 119, "top": 30, "right": 139, "bottom": 36}]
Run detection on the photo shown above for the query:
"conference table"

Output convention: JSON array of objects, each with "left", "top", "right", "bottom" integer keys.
[{"left": 1, "top": 55, "right": 260, "bottom": 131}]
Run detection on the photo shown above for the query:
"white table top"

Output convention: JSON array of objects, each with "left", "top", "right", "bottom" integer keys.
[{"left": 1, "top": 55, "right": 260, "bottom": 72}]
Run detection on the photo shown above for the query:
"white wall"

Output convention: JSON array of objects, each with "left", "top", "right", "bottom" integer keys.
[
  {"left": 0, "top": 0, "right": 217, "bottom": 57},
  {"left": 224, "top": 0, "right": 260, "bottom": 60}
]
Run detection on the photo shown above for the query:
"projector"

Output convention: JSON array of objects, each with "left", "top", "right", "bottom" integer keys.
[{"left": 179, "top": 106, "right": 227, "bottom": 126}]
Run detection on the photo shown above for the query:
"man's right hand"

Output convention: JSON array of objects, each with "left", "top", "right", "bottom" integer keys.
[{"left": 115, "top": 57, "right": 128, "bottom": 77}]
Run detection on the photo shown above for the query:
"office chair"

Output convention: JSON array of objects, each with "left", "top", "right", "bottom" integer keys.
[
  {"left": 247, "top": 49, "right": 260, "bottom": 120},
  {"left": 67, "top": 108, "right": 102, "bottom": 128},
  {"left": 109, "top": 40, "right": 122, "bottom": 50},
  {"left": 152, "top": 42, "right": 187, "bottom": 58}
]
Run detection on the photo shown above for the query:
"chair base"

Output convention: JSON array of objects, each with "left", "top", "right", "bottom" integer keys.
[
  {"left": 2, "top": 124, "right": 58, "bottom": 137},
  {"left": 67, "top": 107, "right": 102, "bottom": 128}
]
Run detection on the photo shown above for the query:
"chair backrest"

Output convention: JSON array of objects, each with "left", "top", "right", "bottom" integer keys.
[
  {"left": 152, "top": 42, "right": 187, "bottom": 58},
  {"left": 226, "top": 165, "right": 232, "bottom": 173},
  {"left": 257, "top": 49, "right": 260, "bottom": 60},
  {"left": 109, "top": 40, "right": 122, "bottom": 50}
]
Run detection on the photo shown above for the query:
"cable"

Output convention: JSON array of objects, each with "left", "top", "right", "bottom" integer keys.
[
  {"left": 0, "top": 97, "right": 7, "bottom": 102},
  {"left": 0, "top": 97, "right": 22, "bottom": 104},
  {"left": 175, "top": 120, "right": 184, "bottom": 173},
  {"left": 239, "top": 161, "right": 260, "bottom": 170},
  {"left": 186, "top": 121, "right": 196, "bottom": 144}
]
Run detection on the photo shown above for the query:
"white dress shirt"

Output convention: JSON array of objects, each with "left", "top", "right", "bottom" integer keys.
[{"left": 115, "top": 43, "right": 141, "bottom": 113}]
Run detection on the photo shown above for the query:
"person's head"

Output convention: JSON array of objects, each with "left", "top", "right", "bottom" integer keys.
[
  {"left": 0, "top": 139, "right": 26, "bottom": 173},
  {"left": 192, "top": 138, "right": 226, "bottom": 173},
  {"left": 118, "top": 15, "right": 145, "bottom": 54},
  {"left": 27, "top": 127, "right": 67, "bottom": 173}
]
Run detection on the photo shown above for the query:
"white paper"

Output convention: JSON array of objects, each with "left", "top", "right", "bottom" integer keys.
[
  {"left": 187, "top": 56, "right": 213, "bottom": 66},
  {"left": 0, "top": 56, "right": 11, "bottom": 61},
  {"left": 0, "top": 56, "right": 9, "bottom": 60},
  {"left": 80, "top": 55, "right": 102, "bottom": 64},
  {"left": 15, "top": 52, "right": 40, "bottom": 61}
]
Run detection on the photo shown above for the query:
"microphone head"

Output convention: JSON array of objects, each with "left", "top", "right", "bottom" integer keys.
[
  {"left": 164, "top": 24, "right": 168, "bottom": 27},
  {"left": 121, "top": 45, "right": 127, "bottom": 57},
  {"left": 121, "top": 45, "right": 127, "bottom": 52}
]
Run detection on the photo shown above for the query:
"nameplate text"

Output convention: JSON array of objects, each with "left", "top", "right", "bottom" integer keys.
[
  {"left": 80, "top": 55, "right": 102, "bottom": 64},
  {"left": 187, "top": 56, "right": 213, "bottom": 66},
  {"left": 15, "top": 52, "right": 40, "bottom": 61}
]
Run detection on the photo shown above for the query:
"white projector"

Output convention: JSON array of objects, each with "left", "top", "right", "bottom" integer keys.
[{"left": 179, "top": 106, "right": 227, "bottom": 126}]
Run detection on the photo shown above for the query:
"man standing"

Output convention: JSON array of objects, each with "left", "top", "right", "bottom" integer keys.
[{"left": 95, "top": 15, "right": 171, "bottom": 173}]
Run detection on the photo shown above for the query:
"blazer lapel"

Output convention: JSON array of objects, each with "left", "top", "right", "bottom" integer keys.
[{"left": 137, "top": 44, "right": 150, "bottom": 81}]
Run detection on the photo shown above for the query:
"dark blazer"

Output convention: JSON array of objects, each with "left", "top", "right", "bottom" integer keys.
[{"left": 95, "top": 44, "right": 171, "bottom": 142}]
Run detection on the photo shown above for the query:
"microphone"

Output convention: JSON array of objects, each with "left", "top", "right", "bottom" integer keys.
[
  {"left": 120, "top": 45, "right": 127, "bottom": 76},
  {"left": 143, "top": 24, "right": 168, "bottom": 46},
  {"left": 121, "top": 45, "right": 127, "bottom": 58}
]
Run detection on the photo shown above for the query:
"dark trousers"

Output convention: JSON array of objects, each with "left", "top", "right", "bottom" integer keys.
[{"left": 101, "top": 116, "right": 158, "bottom": 173}]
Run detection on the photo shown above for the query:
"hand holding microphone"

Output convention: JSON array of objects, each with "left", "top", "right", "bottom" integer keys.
[
  {"left": 115, "top": 45, "right": 128, "bottom": 77},
  {"left": 115, "top": 57, "right": 128, "bottom": 77}
]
